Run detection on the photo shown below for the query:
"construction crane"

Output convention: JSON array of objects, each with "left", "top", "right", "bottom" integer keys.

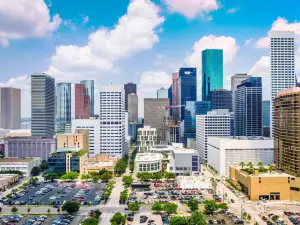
[{"left": 165, "top": 105, "right": 185, "bottom": 122}]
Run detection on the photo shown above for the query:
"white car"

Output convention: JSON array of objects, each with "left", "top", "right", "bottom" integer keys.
[{"left": 49, "top": 196, "right": 56, "bottom": 200}]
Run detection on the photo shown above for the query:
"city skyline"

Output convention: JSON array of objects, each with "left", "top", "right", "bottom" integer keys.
[{"left": 0, "top": 0, "right": 300, "bottom": 118}]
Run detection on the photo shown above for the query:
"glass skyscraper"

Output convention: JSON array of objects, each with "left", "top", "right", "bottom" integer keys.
[
  {"left": 179, "top": 68, "right": 197, "bottom": 121},
  {"left": 56, "top": 83, "right": 71, "bottom": 133},
  {"left": 202, "top": 49, "right": 223, "bottom": 101},
  {"left": 80, "top": 80, "right": 94, "bottom": 116},
  {"left": 183, "top": 101, "right": 196, "bottom": 146},
  {"left": 195, "top": 101, "right": 211, "bottom": 115},
  {"left": 124, "top": 83, "right": 137, "bottom": 111},
  {"left": 31, "top": 73, "right": 55, "bottom": 137},
  {"left": 208, "top": 89, "right": 232, "bottom": 112},
  {"left": 262, "top": 100, "right": 270, "bottom": 127},
  {"left": 234, "top": 77, "right": 262, "bottom": 136}
]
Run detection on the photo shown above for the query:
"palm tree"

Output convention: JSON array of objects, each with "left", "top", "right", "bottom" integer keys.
[
  {"left": 268, "top": 165, "right": 274, "bottom": 173},
  {"left": 257, "top": 162, "right": 263, "bottom": 167},
  {"left": 247, "top": 162, "right": 253, "bottom": 168},
  {"left": 239, "top": 162, "right": 245, "bottom": 169}
]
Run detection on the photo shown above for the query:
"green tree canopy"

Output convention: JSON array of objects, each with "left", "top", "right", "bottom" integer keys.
[
  {"left": 164, "top": 172, "right": 176, "bottom": 180},
  {"left": 31, "top": 166, "right": 41, "bottom": 176},
  {"left": 40, "top": 162, "right": 49, "bottom": 170},
  {"left": 60, "top": 171, "right": 79, "bottom": 180},
  {"left": 151, "top": 200, "right": 163, "bottom": 213},
  {"left": 29, "top": 177, "right": 39, "bottom": 184},
  {"left": 163, "top": 202, "right": 178, "bottom": 215},
  {"left": 43, "top": 172, "right": 59, "bottom": 181},
  {"left": 81, "top": 174, "right": 90, "bottom": 180},
  {"left": 100, "top": 172, "right": 112, "bottom": 182},
  {"left": 62, "top": 201, "right": 80, "bottom": 214},
  {"left": 189, "top": 211, "right": 206, "bottom": 225},
  {"left": 217, "top": 203, "right": 229, "bottom": 210},
  {"left": 137, "top": 172, "right": 152, "bottom": 182},
  {"left": 151, "top": 173, "right": 163, "bottom": 181},
  {"left": 128, "top": 201, "right": 140, "bottom": 213},
  {"left": 120, "top": 190, "right": 128, "bottom": 203},
  {"left": 170, "top": 216, "right": 188, "bottom": 225},
  {"left": 98, "top": 169, "right": 108, "bottom": 176},
  {"left": 114, "top": 160, "right": 127, "bottom": 175},
  {"left": 122, "top": 175, "right": 133, "bottom": 187},
  {"left": 110, "top": 212, "right": 125, "bottom": 225},
  {"left": 204, "top": 200, "right": 218, "bottom": 214},
  {"left": 11, "top": 206, "right": 18, "bottom": 214},
  {"left": 82, "top": 217, "right": 99, "bottom": 225},
  {"left": 187, "top": 198, "right": 199, "bottom": 212}
]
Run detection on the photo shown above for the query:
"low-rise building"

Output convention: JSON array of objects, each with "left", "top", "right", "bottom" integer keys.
[
  {"left": 4, "top": 137, "right": 56, "bottom": 160},
  {"left": 0, "top": 174, "right": 19, "bottom": 191},
  {"left": 176, "top": 176, "right": 211, "bottom": 189},
  {"left": 57, "top": 130, "right": 89, "bottom": 150},
  {"left": 0, "top": 158, "right": 40, "bottom": 176},
  {"left": 134, "top": 153, "right": 163, "bottom": 174},
  {"left": 207, "top": 136, "right": 274, "bottom": 177},
  {"left": 137, "top": 126, "right": 157, "bottom": 152},
  {"left": 8, "top": 129, "right": 31, "bottom": 137},
  {"left": 81, "top": 154, "right": 118, "bottom": 175}
]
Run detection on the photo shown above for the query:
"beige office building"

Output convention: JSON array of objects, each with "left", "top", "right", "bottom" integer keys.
[{"left": 57, "top": 130, "right": 89, "bottom": 150}]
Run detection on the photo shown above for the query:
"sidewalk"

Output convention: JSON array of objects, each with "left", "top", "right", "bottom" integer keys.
[{"left": 1, "top": 177, "right": 29, "bottom": 197}]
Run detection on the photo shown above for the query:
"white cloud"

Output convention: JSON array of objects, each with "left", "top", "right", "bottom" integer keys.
[
  {"left": 0, "top": 75, "right": 31, "bottom": 117},
  {"left": 63, "top": 20, "right": 76, "bottom": 30},
  {"left": 0, "top": 0, "right": 61, "bottom": 46},
  {"left": 256, "top": 17, "right": 300, "bottom": 48},
  {"left": 226, "top": 7, "right": 240, "bottom": 14},
  {"left": 47, "top": 0, "right": 164, "bottom": 82},
  {"left": 244, "top": 39, "right": 252, "bottom": 45},
  {"left": 138, "top": 71, "right": 172, "bottom": 116},
  {"left": 163, "top": 0, "right": 219, "bottom": 19},
  {"left": 82, "top": 15, "right": 89, "bottom": 24}
]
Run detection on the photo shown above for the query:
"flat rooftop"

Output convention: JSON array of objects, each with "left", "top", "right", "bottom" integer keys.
[
  {"left": 233, "top": 166, "right": 292, "bottom": 177},
  {"left": 214, "top": 136, "right": 273, "bottom": 141},
  {"left": 0, "top": 158, "right": 38, "bottom": 163},
  {"left": 173, "top": 148, "right": 197, "bottom": 154},
  {"left": 135, "top": 153, "right": 163, "bottom": 162},
  {"left": 87, "top": 161, "right": 115, "bottom": 167},
  {"left": 56, "top": 147, "right": 81, "bottom": 152}
]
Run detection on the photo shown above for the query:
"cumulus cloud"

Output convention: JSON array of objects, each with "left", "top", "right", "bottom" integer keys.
[
  {"left": 163, "top": 0, "right": 219, "bottom": 19},
  {"left": 47, "top": 0, "right": 164, "bottom": 82},
  {"left": 0, "top": 0, "right": 61, "bottom": 46},
  {"left": 256, "top": 17, "right": 300, "bottom": 48}
]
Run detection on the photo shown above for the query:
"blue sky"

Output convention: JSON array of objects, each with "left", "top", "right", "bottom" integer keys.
[{"left": 0, "top": 0, "right": 300, "bottom": 117}]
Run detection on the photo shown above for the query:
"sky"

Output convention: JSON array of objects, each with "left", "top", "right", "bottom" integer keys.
[{"left": 1, "top": 0, "right": 300, "bottom": 117}]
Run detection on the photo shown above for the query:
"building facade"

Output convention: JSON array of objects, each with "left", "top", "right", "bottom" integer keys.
[
  {"left": 235, "top": 77, "right": 262, "bottom": 136},
  {"left": 169, "top": 148, "right": 199, "bottom": 175},
  {"left": 99, "top": 85, "right": 126, "bottom": 158},
  {"left": 274, "top": 87, "right": 300, "bottom": 177},
  {"left": 194, "top": 101, "right": 212, "bottom": 115},
  {"left": 56, "top": 83, "right": 71, "bottom": 133},
  {"left": 207, "top": 136, "right": 274, "bottom": 177},
  {"left": 4, "top": 137, "right": 56, "bottom": 160},
  {"left": 137, "top": 126, "right": 157, "bottom": 152},
  {"left": 208, "top": 89, "right": 232, "bottom": 112},
  {"left": 75, "top": 84, "right": 90, "bottom": 119},
  {"left": 0, "top": 158, "right": 40, "bottom": 176},
  {"left": 179, "top": 68, "right": 197, "bottom": 121},
  {"left": 196, "top": 109, "right": 232, "bottom": 163},
  {"left": 31, "top": 73, "right": 55, "bottom": 137},
  {"left": 202, "top": 49, "right": 223, "bottom": 101},
  {"left": 124, "top": 83, "right": 137, "bottom": 111},
  {"left": 0, "top": 87, "right": 21, "bottom": 129},
  {"left": 128, "top": 93, "right": 138, "bottom": 123},
  {"left": 80, "top": 80, "right": 95, "bottom": 117},
  {"left": 167, "top": 125, "right": 180, "bottom": 144},
  {"left": 72, "top": 118, "right": 100, "bottom": 157},
  {"left": 183, "top": 101, "right": 196, "bottom": 146},
  {"left": 262, "top": 100, "right": 270, "bottom": 137},
  {"left": 172, "top": 72, "right": 180, "bottom": 123},
  {"left": 270, "top": 31, "right": 295, "bottom": 137},
  {"left": 231, "top": 74, "right": 252, "bottom": 112},
  {"left": 157, "top": 87, "right": 168, "bottom": 98},
  {"left": 134, "top": 153, "right": 163, "bottom": 174},
  {"left": 57, "top": 130, "right": 89, "bottom": 150},
  {"left": 144, "top": 98, "right": 169, "bottom": 143}
]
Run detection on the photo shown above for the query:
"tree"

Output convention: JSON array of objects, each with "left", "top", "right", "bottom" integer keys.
[
  {"left": 11, "top": 206, "right": 18, "bottom": 214},
  {"left": 151, "top": 200, "right": 163, "bottom": 213},
  {"left": 29, "top": 177, "right": 39, "bottom": 184},
  {"left": 93, "top": 209, "right": 102, "bottom": 219},
  {"left": 268, "top": 165, "right": 275, "bottom": 173},
  {"left": 60, "top": 171, "right": 79, "bottom": 180},
  {"left": 122, "top": 175, "right": 133, "bottom": 188},
  {"left": 189, "top": 211, "right": 206, "bottom": 225},
  {"left": 43, "top": 172, "right": 59, "bottom": 181},
  {"left": 89, "top": 172, "right": 100, "bottom": 183},
  {"left": 204, "top": 201, "right": 218, "bottom": 215},
  {"left": 247, "top": 162, "right": 253, "bottom": 168},
  {"left": 164, "top": 172, "right": 176, "bottom": 181},
  {"left": 82, "top": 217, "right": 99, "bottom": 225},
  {"left": 100, "top": 172, "right": 112, "bottom": 182},
  {"left": 151, "top": 173, "right": 163, "bottom": 181},
  {"left": 247, "top": 214, "right": 251, "bottom": 221},
  {"left": 27, "top": 207, "right": 31, "bottom": 213},
  {"left": 137, "top": 172, "right": 152, "bottom": 182},
  {"left": 239, "top": 162, "right": 245, "bottom": 169},
  {"left": 163, "top": 202, "right": 178, "bottom": 215},
  {"left": 187, "top": 198, "right": 199, "bottom": 212},
  {"left": 98, "top": 169, "right": 108, "bottom": 176},
  {"left": 110, "top": 212, "right": 125, "bottom": 225},
  {"left": 81, "top": 174, "right": 90, "bottom": 180},
  {"left": 31, "top": 166, "right": 41, "bottom": 176},
  {"left": 40, "top": 162, "right": 49, "bottom": 170},
  {"left": 114, "top": 160, "right": 127, "bottom": 175},
  {"left": 129, "top": 162, "right": 134, "bottom": 173},
  {"left": 62, "top": 201, "right": 80, "bottom": 214},
  {"left": 57, "top": 207, "right": 61, "bottom": 213},
  {"left": 257, "top": 162, "right": 263, "bottom": 167},
  {"left": 170, "top": 216, "right": 188, "bottom": 225},
  {"left": 47, "top": 208, "right": 51, "bottom": 214},
  {"left": 217, "top": 203, "right": 228, "bottom": 210},
  {"left": 120, "top": 190, "right": 128, "bottom": 203},
  {"left": 128, "top": 201, "right": 140, "bottom": 213}
]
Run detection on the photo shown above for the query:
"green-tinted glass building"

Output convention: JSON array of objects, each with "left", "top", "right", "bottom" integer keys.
[{"left": 202, "top": 49, "right": 223, "bottom": 101}]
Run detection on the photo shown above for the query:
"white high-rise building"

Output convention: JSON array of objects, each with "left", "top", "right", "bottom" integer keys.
[
  {"left": 196, "top": 109, "right": 232, "bottom": 163},
  {"left": 100, "top": 85, "right": 126, "bottom": 158},
  {"left": 270, "top": 31, "right": 295, "bottom": 137},
  {"left": 72, "top": 118, "right": 100, "bottom": 157}
]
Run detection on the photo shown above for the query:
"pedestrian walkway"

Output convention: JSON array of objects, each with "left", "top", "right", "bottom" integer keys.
[{"left": 1, "top": 177, "right": 29, "bottom": 197}]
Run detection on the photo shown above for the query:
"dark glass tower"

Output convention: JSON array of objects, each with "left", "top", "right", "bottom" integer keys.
[
  {"left": 208, "top": 89, "right": 232, "bottom": 112},
  {"left": 124, "top": 83, "right": 137, "bottom": 110},
  {"left": 202, "top": 49, "right": 223, "bottom": 101},
  {"left": 183, "top": 101, "right": 196, "bottom": 146},
  {"left": 80, "top": 80, "right": 94, "bottom": 116},
  {"left": 179, "top": 68, "right": 197, "bottom": 121},
  {"left": 56, "top": 82, "right": 71, "bottom": 133},
  {"left": 195, "top": 101, "right": 211, "bottom": 115},
  {"left": 234, "top": 77, "right": 262, "bottom": 136},
  {"left": 168, "top": 85, "right": 172, "bottom": 116},
  {"left": 31, "top": 73, "right": 55, "bottom": 137}
]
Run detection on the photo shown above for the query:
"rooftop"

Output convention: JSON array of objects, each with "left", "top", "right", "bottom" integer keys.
[
  {"left": 86, "top": 161, "right": 115, "bottom": 167},
  {"left": 135, "top": 153, "right": 163, "bottom": 162},
  {"left": 56, "top": 147, "right": 81, "bottom": 153},
  {"left": 213, "top": 136, "right": 273, "bottom": 141},
  {"left": 233, "top": 166, "right": 292, "bottom": 177},
  {"left": 0, "top": 158, "right": 38, "bottom": 163},
  {"left": 176, "top": 176, "right": 210, "bottom": 182},
  {"left": 173, "top": 148, "right": 197, "bottom": 154}
]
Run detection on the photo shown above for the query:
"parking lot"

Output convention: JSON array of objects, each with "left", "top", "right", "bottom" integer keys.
[{"left": 2, "top": 181, "right": 106, "bottom": 206}]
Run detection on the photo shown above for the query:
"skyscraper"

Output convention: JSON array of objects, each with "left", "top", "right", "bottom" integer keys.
[
  {"left": 168, "top": 85, "right": 172, "bottom": 116},
  {"left": 80, "top": 80, "right": 94, "bottom": 116},
  {"left": 194, "top": 101, "right": 211, "bottom": 115},
  {"left": 270, "top": 31, "right": 295, "bottom": 137},
  {"left": 75, "top": 84, "right": 90, "bottom": 119},
  {"left": 183, "top": 101, "right": 196, "bottom": 146},
  {"left": 172, "top": 72, "right": 180, "bottom": 123},
  {"left": 0, "top": 87, "right": 21, "bottom": 129},
  {"left": 208, "top": 89, "right": 232, "bottom": 111},
  {"left": 274, "top": 87, "right": 300, "bottom": 177},
  {"left": 128, "top": 93, "right": 138, "bottom": 123},
  {"left": 157, "top": 87, "right": 168, "bottom": 98},
  {"left": 124, "top": 83, "right": 137, "bottom": 111},
  {"left": 56, "top": 83, "right": 71, "bottom": 133},
  {"left": 235, "top": 77, "right": 262, "bottom": 136},
  {"left": 179, "top": 68, "right": 197, "bottom": 121},
  {"left": 100, "top": 85, "right": 126, "bottom": 157},
  {"left": 31, "top": 73, "right": 55, "bottom": 137},
  {"left": 231, "top": 74, "right": 252, "bottom": 112},
  {"left": 262, "top": 100, "right": 270, "bottom": 137},
  {"left": 202, "top": 49, "right": 223, "bottom": 101},
  {"left": 144, "top": 98, "right": 169, "bottom": 143}
]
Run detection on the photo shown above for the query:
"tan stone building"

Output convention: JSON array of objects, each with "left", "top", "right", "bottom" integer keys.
[
  {"left": 57, "top": 129, "right": 89, "bottom": 150},
  {"left": 80, "top": 154, "right": 118, "bottom": 175}
]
